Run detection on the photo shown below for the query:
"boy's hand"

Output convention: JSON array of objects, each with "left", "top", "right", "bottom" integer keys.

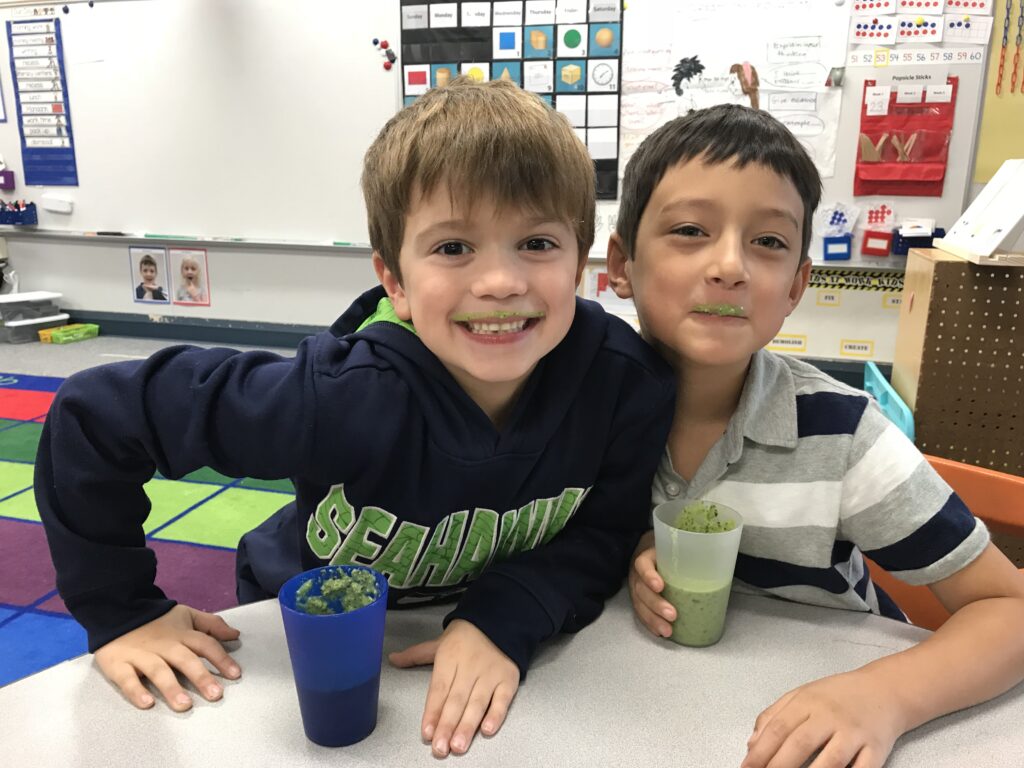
[
  {"left": 742, "top": 669, "right": 903, "bottom": 768},
  {"left": 94, "top": 604, "right": 241, "bottom": 712},
  {"left": 628, "top": 530, "right": 676, "bottom": 638},
  {"left": 389, "top": 619, "right": 520, "bottom": 758}
]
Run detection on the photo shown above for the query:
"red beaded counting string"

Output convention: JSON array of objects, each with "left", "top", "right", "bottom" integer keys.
[
  {"left": 997, "top": 0, "right": 1011, "bottom": 94},
  {"left": 1012, "top": 0, "right": 1024, "bottom": 93}
]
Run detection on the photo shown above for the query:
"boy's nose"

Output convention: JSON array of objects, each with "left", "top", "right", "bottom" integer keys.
[
  {"left": 707, "top": 235, "right": 748, "bottom": 287},
  {"left": 471, "top": 252, "right": 528, "bottom": 298}
]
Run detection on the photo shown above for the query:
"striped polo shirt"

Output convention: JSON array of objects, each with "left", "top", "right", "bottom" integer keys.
[{"left": 652, "top": 349, "right": 990, "bottom": 621}]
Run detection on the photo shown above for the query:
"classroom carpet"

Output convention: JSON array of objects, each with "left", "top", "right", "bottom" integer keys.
[{"left": 0, "top": 371, "right": 294, "bottom": 687}]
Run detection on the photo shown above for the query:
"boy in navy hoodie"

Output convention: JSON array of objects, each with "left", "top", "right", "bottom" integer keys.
[{"left": 35, "top": 78, "right": 674, "bottom": 758}]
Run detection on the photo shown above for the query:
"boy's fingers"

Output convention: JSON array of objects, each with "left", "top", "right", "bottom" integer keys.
[
  {"left": 634, "top": 548, "right": 663, "bottom": 592},
  {"left": 420, "top": 658, "right": 456, "bottom": 742},
  {"left": 744, "top": 716, "right": 823, "bottom": 768},
  {"left": 389, "top": 638, "right": 440, "bottom": 669},
  {"left": 449, "top": 679, "right": 493, "bottom": 754},
  {"left": 165, "top": 645, "right": 224, "bottom": 702},
  {"left": 432, "top": 676, "right": 472, "bottom": 757},
  {"left": 184, "top": 631, "right": 241, "bottom": 680},
  {"left": 481, "top": 681, "right": 516, "bottom": 737},
  {"left": 106, "top": 660, "right": 155, "bottom": 709},
  {"left": 634, "top": 578, "right": 675, "bottom": 621},
  {"left": 851, "top": 745, "right": 885, "bottom": 768},
  {"left": 134, "top": 655, "right": 193, "bottom": 712},
  {"left": 190, "top": 610, "right": 240, "bottom": 642},
  {"left": 749, "top": 689, "right": 798, "bottom": 744},
  {"left": 634, "top": 599, "right": 673, "bottom": 638}
]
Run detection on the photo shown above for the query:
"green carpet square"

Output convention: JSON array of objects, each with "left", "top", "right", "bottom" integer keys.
[
  {"left": 0, "top": 461, "right": 34, "bottom": 500},
  {"left": 151, "top": 487, "right": 291, "bottom": 548},
  {"left": 0, "top": 422, "right": 44, "bottom": 464},
  {"left": 239, "top": 477, "right": 295, "bottom": 493},
  {"left": 180, "top": 466, "right": 236, "bottom": 485},
  {"left": 143, "top": 478, "right": 224, "bottom": 533},
  {"left": 0, "top": 486, "right": 38, "bottom": 521},
  {"left": 0, "top": 474, "right": 221, "bottom": 526}
]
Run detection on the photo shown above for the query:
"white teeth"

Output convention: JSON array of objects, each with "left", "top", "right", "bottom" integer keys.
[{"left": 465, "top": 319, "right": 529, "bottom": 334}]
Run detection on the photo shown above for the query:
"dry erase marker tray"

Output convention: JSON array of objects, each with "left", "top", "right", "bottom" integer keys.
[{"left": 0, "top": 202, "right": 38, "bottom": 226}]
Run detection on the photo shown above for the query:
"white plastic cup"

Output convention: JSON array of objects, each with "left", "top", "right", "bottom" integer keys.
[{"left": 652, "top": 499, "right": 744, "bottom": 647}]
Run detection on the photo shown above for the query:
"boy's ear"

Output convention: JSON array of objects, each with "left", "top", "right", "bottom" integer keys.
[
  {"left": 605, "top": 232, "right": 634, "bottom": 299},
  {"left": 372, "top": 252, "right": 412, "bottom": 321},
  {"left": 786, "top": 259, "right": 812, "bottom": 315}
]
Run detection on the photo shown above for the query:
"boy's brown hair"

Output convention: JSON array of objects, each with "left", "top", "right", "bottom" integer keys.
[
  {"left": 362, "top": 77, "right": 595, "bottom": 281},
  {"left": 139, "top": 254, "right": 157, "bottom": 271},
  {"left": 616, "top": 104, "right": 822, "bottom": 264}
]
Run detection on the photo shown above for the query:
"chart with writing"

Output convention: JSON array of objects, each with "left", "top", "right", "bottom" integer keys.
[
  {"left": 399, "top": 1, "right": 624, "bottom": 198},
  {"left": 6, "top": 17, "right": 78, "bottom": 185}
]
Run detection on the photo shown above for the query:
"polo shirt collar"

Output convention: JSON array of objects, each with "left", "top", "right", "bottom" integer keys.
[{"left": 731, "top": 349, "right": 799, "bottom": 450}]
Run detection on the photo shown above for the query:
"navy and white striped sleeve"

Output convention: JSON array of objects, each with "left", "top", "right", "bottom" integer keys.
[{"left": 839, "top": 400, "right": 990, "bottom": 586}]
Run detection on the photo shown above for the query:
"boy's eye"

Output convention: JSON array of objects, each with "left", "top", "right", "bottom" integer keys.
[
  {"left": 753, "top": 235, "right": 787, "bottom": 250},
  {"left": 435, "top": 241, "right": 470, "bottom": 257},
  {"left": 522, "top": 237, "right": 557, "bottom": 251},
  {"left": 671, "top": 224, "right": 707, "bottom": 238}
]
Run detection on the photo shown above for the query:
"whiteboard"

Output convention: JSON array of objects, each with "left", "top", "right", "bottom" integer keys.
[{"left": 0, "top": 0, "right": 402, "bottom": 243}]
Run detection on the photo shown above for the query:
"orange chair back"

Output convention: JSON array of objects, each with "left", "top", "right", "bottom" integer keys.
[{"left": 865, "top": 455, "right": 1024, "bottom": 630}]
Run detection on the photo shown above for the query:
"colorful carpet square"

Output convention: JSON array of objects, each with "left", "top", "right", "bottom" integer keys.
[{"left": 0, "top": 372, "right": 293, "bottom": 687}]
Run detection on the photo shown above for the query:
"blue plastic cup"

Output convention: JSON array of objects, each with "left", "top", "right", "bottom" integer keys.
[{"left": 278, "top": 564, "right": 389, "bottom": 747}]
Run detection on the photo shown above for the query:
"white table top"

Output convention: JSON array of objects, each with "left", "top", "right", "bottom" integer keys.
[{"left": 2, "top": 590, "right": 1022, "bottom": 767}]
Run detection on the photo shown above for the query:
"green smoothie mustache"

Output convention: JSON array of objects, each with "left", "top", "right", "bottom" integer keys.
[
  {"left": 451, "top": 310, "right": 546, "bottom": 322},
  {"left": 692, "top": 303, "right": 746, "bottom": 318}
]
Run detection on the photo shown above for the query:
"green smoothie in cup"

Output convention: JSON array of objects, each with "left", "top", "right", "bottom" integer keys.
[
  {"left": 662, "top": 579, "right": 732, "bottom": 646},
  {"left": 653, "top": 499, "right": 744, "bottom": 647}
]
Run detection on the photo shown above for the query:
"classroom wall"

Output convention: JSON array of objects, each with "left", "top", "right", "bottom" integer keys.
[
  {"left": 1, "top": 0, "right": 1014, "bottom": 344},
  {"left": 2, "top": 234, "right": 378, "bottom": 328}
]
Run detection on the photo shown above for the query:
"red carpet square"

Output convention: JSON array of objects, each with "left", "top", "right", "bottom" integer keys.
[{"left": 0, "top": 390, "right": 54, "bottom": 421}]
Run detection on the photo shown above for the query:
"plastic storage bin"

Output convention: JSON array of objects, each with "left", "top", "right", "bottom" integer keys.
[
  {"left": 864, "top": 360, "right": 914, "bottom": 442},
  {"left": 39, "top": 323, "right": 99, "bottom": 344},
  {"left": 1, "top": 312, "right": 69, "bottom": 343}
]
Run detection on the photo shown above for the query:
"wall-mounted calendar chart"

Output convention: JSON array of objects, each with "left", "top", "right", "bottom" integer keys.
[{"left": 399, "top": 0, "right": 625, "bottom": 199}]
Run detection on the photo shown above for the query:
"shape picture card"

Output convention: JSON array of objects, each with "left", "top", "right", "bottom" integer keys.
[
  {"left": 896, "top": 14, "right": 944, "bottom": 42},
  {"left": 403, "top": 64, "right": 431, "bottom": 95},
  {"left": 945, "top": 0, "right": 993, "bottom": 13},
  {"left": 557, "top": 23, "right": 589, "bottom": 57},
  {"left": 943, "top": 13, "right": 994, "bottom": 43},
  {"left": 460, "top": 62, "right": 491, "bottom": 82},
  {"left": 896, "top": 0, "right": 945, "bottom": 11},
  {"left": 851, "top": 16, "right": 898, "bottom": 44},
  {"left": 493, "top": 26, "right": 523, "bottom": 58},
  {"left": 853, "top": 0, "right": 897, "bottom": 15}
]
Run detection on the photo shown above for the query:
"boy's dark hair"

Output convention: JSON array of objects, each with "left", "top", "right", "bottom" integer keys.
[
  {"left": 139, "top": 254, "right": 157, "bottom": 270},
  {"left": 616, "top": 104, "right": 822, "bottom": 263}
]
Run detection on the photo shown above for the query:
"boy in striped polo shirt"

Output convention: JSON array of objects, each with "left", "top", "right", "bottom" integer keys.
[{"left": 606, "top": 104, "right": 1024, "bottom": 768}]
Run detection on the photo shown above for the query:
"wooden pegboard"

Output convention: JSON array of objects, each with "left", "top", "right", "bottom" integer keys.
[{"left": 913, "top": 261, "right": 1024, "bottom": 476}]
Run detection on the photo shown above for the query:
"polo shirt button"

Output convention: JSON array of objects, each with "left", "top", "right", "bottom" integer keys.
[{"left": 665, "top": 482, "right": 680, "bottom": 497}]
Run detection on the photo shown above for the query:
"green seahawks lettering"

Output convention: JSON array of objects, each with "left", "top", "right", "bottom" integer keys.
[{"left": 305, "top": 485, "right": 590, "bottom": 589}]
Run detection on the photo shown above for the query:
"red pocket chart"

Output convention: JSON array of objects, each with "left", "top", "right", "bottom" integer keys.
[{"left": 854, "top": 77, "right": 958, "bottom": 197}]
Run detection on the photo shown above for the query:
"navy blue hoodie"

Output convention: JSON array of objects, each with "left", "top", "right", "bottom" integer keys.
[{"left": 35, "top": 286, "right": 674, "bottom": 674}]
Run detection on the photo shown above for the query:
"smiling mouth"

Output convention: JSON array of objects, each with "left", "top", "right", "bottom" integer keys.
[
  {"left": 692, "top": 303, "right": 747, "bottom": 318},
  {"left": 452, "top": 311, "right": 545, "bottom": 335}
]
